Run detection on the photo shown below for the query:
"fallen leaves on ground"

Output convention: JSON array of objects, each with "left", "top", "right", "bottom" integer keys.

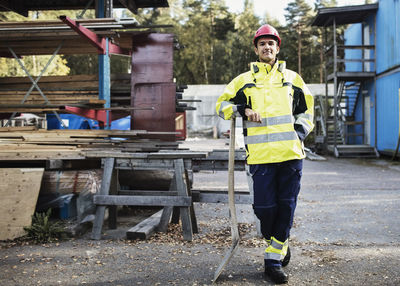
[{"left": 137, "top": 220, "right": 266, "bottom": 248}]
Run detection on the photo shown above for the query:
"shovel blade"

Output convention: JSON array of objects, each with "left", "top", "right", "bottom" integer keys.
[
  {"left": 213, "top": 117, "right": 240, "bottom": 284},
  {"left": 212, "top": 238, "right": 240, "bottom": 283}
]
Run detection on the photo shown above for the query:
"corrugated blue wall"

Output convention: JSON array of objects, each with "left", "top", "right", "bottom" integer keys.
[
  {"left": 375, "top": 0, "right": 400, "bottom": 154},
  {"left": 376, "top": 0, "right": 400, "bottom": 73},
  {"left": 376, "top": 73, "right": 400, "bottom": 153}
]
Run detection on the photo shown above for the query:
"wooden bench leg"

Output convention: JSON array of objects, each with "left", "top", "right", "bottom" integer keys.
[
  {"left": 174, "top": 159, "right": 193, "bottom": 241},
  {"left": 171, "top": 207, "right": 180, "bottom": 224},
  {"left": 157, "top": 206, "right": 173, "bottom": 232},
  {"left": 108, "top": 169, "right": 119, "bottom": 230},
  {"left": 91, "top": 157, "right": 115, "bottom": 240},
  {"left": 157, "top": 168, "right": 175, "bottom": 232},
  {"left": 184, "top": 168, "right": 198, "bottom": 234}
]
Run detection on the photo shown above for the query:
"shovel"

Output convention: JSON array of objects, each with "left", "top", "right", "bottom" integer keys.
[{"left": 213, "top": 117, "right": 240, "bottom": 283}]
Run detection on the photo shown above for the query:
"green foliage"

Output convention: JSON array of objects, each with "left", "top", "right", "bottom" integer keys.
[
  {"left": 225, "top": 1, "right": 261, "bottom": 78},
  {"left": 61, "top": 55, "right": 99, "bottom": 75},
  {"left": 23, "top": 209, "right": 67, "bottom": 244},
  {"left": 281, "top": 0, "right": 315, "bottom": 79},
  {"left": 0, "top": 56, "right": 70, "bottom": 77},
  {"left": 136, "top": 0, "right": 334, "bottom": 85},
  {"left": 0, "top": 0, "right": 346, "bottom": 84}
]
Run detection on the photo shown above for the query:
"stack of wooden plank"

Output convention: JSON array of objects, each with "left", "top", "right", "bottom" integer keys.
[
  {"left": 0, "top": 18, "right": 140, "bottom": 55},
  {"left": 0, "top": 75, "right": 104, "bottom": 112},
  {"left": 0, "top": 74, "right": 135, "bottom": 113},
  {"left": 0, "top": 126, "right": 180, "bottom": 160}
]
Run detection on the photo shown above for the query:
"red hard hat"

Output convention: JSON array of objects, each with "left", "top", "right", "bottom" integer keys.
[{"left": 253, "top": 24, "right": 281, "bottom": 47}]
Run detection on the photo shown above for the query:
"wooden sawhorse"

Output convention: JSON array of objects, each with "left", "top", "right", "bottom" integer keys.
[{"left": 91, "top": 156, "right": 198, "bottom": 241}]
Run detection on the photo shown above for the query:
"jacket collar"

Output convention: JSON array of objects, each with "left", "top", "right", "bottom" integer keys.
[{"left": 250, "top": 60, "right": 286, "bottom": 76}]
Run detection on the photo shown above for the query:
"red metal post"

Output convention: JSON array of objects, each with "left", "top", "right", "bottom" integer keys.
[
  {"left": 60, "top": 16, "right": 130, "bottom": 56},
  {"left": 64, "top": 106, "right": 111, "bottom": 128}
]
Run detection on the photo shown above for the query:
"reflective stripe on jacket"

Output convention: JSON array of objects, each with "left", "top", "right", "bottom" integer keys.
[{"left": 216, "top": 61, "right": 314, "bottom": 164}]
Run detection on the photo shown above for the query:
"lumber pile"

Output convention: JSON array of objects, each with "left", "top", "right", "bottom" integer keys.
[
  {"left": 0, "top": 75, "right": 102, "bottom": 112},
  {"left": 0, "top": 18, "right": 140, "bottom": 55},
  {"left": 0, "top": 127, "right": 180, "bottom": 160},
  {"left": 0, "top": 74, "right": 134, "bottom": 113}
]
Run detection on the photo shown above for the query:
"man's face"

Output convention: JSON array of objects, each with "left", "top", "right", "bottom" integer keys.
[{"left": 254, "top": 36, "right": 280, "bottom": 65}]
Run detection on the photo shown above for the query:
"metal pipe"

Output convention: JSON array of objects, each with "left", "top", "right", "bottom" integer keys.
[
  {"left": 324, "top": 27, "right": 328, "bottom": 146},
  {"left": 333, "top": 17, "right": 338, "bottom": 150}
]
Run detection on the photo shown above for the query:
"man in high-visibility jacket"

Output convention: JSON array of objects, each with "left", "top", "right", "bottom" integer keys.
[{"left": 216, "top": 24, "right": 314, "bottom": 284}]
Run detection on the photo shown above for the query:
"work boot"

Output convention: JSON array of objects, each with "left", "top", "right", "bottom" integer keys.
[
  {"left": 281, "top": 246, "right": 291, "bottom": 267},
  {"left": 264, "top": 265, "right": 288, "bottom": 284}
]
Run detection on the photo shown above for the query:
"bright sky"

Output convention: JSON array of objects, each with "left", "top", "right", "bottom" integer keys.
[{"left": 226, "top": 0, "right": 369, "bottom": 24}]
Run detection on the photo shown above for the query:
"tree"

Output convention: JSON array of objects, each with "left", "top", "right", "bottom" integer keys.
[
  {"left": 224, "top": 0, "right": 261, "bottom": 80},
  {"left": 169, "top": 0, "right": 236, "bottom": 84},
  {"left": 207, "top": 0, "right": 235, "bottom": 83},
  {"left": 284, "top": 0, "right": 314, "bottom": 78}
]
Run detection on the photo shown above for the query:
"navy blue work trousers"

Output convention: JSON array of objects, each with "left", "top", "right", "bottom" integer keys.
[{"left": 249, "top": 159, "right": 303, "bottom": 242}]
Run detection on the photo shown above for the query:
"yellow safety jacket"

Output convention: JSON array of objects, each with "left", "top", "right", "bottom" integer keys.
[{"left": 216, "top": 61, "right": 314, "bottom": 164}]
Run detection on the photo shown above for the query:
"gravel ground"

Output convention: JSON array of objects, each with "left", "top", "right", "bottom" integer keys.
[{"left": 1, "top": 139, "right": 400, "bottom": 286}]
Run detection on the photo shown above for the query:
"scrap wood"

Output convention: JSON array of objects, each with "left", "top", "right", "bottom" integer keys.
[
  {"left": 305, "top": 147, "right": 327, "bottom": 161},
  {"left": 0, "top": 168, "right": 44, "bottom": 240},
  {"left": 126, "top": 209, "right": 164, "bottom": 240}
]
